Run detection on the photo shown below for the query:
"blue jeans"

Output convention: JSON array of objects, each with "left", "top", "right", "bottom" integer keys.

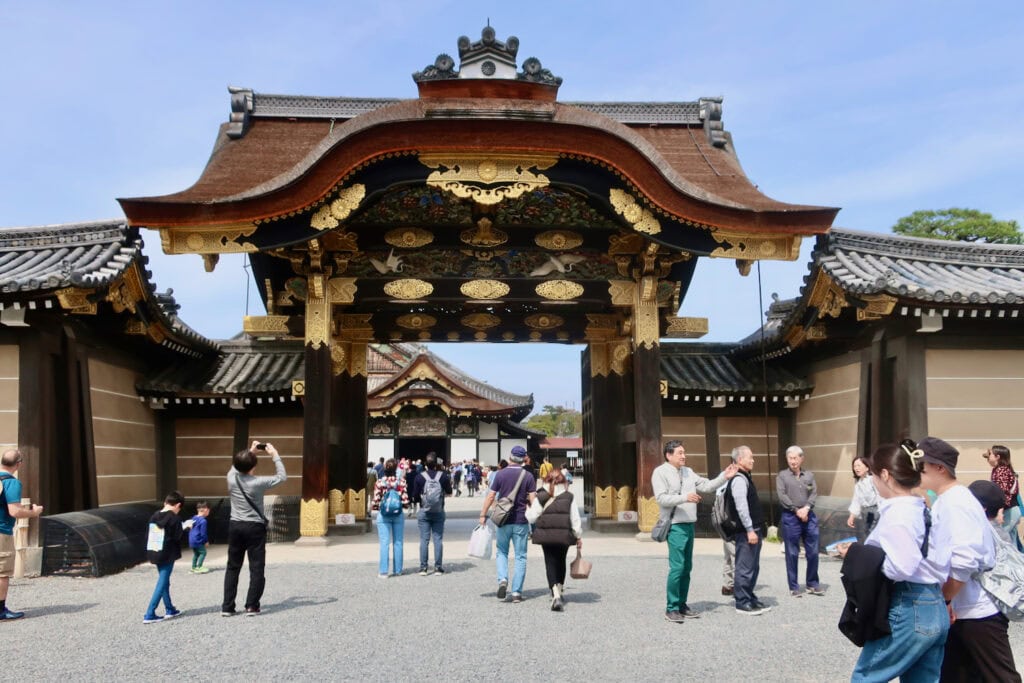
[
  {"left": 417, "top": 509, "right": 446, "bottom": 570},
  {"left": 852, "top": 582, "right": 948, "bottom": 683},
  {"left": 145, "top": 562, "right": 176, "bottom": 618},
  {"left": 495, "top": 523, "right": 529, "bottom": 594},
  {"left": 377, "top": 513, "right": 404, "bottom": 575},
  {"left": 782, "top": 510, "right": 820, "bottom": 590},
  {"left": 733, "top": 529, "right": 763, "bottom": 608}
]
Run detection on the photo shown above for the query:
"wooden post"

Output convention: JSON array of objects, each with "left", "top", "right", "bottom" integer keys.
[
  {"left": 299, "top": 289, "right": 331, "bottom": 538},
  {"left": 632, "top": 276, "right": 663, "bottom": 533}
]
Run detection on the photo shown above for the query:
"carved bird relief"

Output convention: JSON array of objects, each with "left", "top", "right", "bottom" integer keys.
[
  {"left": 529, "top": 253, "right": 587, "bottom": 277},
  {"left": 369, "top": 249, "right": 404, "bottom": 274}
]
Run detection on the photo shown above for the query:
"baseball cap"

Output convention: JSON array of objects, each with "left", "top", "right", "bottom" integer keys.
[
  {"left": 510, "top": 445, "right": 526, "bottom": 462},
  {"left": 968, "top": 480, "right": 1004, "bottom": 519},
  {"left": 917, "top": 436, "right": 959, "bottom": 478}
]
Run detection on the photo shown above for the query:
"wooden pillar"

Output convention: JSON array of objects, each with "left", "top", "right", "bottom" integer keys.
[
  {"left": 633, "top": 276, "right": 664, "bottom": 533},
  {"left": 327, "top": 339, "right": 369, "bottom": 521},
  {"left": 300, "top": 289, "right": 331, "bottom": 537}
]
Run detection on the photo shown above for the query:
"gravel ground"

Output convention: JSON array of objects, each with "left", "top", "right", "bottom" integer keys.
[{"left": 7, "top": 534, "right": 1024, "bottom": 682}]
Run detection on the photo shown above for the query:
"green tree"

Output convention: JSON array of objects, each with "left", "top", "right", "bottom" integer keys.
[
  {"left": 892, "top": 208, "right": 1022, "bottom": 244},
  {"left": 524, "top": 404, "right": 581, "bottom": 437}
]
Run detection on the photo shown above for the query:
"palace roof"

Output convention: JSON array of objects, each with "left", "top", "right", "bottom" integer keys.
[
  {"left": 661, "top": 342, "right": 812, "bottom": 403},
  {"left": 737, "top": 228, "right": 1024, "bottom": 357},
  {"left": 0, "top": 219, "right": 217, "bottom": 356}
]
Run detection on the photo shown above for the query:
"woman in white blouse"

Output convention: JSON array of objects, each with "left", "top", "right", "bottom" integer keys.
[
  {"left": 847, "top": 456, "right": 880, "bottom": 540},
  {"left": 851, "top": 442, "right": 951, "bottom": 683}
]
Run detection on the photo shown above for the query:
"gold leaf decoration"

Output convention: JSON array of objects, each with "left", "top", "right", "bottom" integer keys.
[
  {"left": 609, "top": 189, "right": 661, "bottom": 235},
  {"left": 461, "top": 312, "right": 501, "bottom": 330},
  {"left": 460, "top": 279, "right": 510, "bottom": 300},
  {"left": 535, "top": 280, "right": 584, "bottom": 301},
  {"left": 385, "top": 227, "right": 434, "bottom": 249},
  {"left": 524, "top": 313, "right": 564, "bottom": 330},
  {"left": 460, "top": 217, "right": 508, "bottom": 248},
  {"left": 396, "top": 313, "right": 437, "bottom": 330},
  {"left": 383, "top": 279, "right": 433, "bottom": 300},
  {"left": 310, "top": 184, "right": 366, "bottom": 229},
  {"left": 535, "top": 230, "right": 583, "bottom": 251},
  {"left": 421, "top": 153, "right": 558, "bottom": 206}
]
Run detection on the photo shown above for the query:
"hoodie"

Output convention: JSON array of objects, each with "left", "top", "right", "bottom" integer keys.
[{"left": 147, "top": 509, "right": 183, "bottom": 566}]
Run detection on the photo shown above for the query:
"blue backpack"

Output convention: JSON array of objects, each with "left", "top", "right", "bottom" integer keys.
[{"left": 380, "top": 485, "right": 403, "bottom": 516}]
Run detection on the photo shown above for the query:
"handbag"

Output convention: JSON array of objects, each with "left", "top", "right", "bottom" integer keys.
[
  {"left": 467, "top": 523, "right": 494, "bottom": 560},
  {"left": 650, "top": 514, "right": 671, "bottom": 543},
  {"left": 974, "top": 526, "right": 1024, "bottom": 622},
  {"left": 489, "top": 468, "right": 527, "bottom": 527},
  {"left": 570, "top": 549, "right": 592, "bottom": 579}
]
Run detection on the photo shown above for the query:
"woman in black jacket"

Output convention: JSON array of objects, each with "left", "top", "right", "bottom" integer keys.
[{"left": 526, "top": 470, "right": 582, "bottom": 611}]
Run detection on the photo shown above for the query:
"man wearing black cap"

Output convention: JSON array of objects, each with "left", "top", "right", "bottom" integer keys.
[{"left": 918, "top": 437, "right": 1020, "bottom": 682}]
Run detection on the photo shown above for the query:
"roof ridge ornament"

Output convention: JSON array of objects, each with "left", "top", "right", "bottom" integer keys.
[{"left": 412, "top": 26, "right": 561, "bottom": 86}]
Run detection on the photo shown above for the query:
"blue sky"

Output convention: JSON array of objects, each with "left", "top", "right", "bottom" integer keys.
[{"left": 2, "top": 2, "right": 1022, "bottom": 414}]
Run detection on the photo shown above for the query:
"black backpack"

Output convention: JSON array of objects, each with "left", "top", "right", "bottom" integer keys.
[{"left": 712, "top": 481, "right": 740, "bottom": 538}]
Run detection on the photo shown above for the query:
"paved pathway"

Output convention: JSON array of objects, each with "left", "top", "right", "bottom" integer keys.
[{"left": 7, "top": 509, "right": 1024, "bottom": 681}]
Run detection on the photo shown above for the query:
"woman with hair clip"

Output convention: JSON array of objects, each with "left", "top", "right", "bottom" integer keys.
[
  {"left": 985, "top": 444, "right": 1023, "bottom": 551},
  {"left": 526, "top": 469, "right": 582, "bottom": 611},
  {"left": 850, "top": 440, "right": 951, "bottom": 683},
  {"left": 847, "top": 455, "right": 880, "bottom": 541}
]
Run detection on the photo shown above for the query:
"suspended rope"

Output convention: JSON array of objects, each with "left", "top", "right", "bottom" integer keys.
[
  {"left": 756, "top": 260, "right": 777, "bottom": 527},
  {"left": 243, "top": 255, "right": 251, "bottom": 317}
]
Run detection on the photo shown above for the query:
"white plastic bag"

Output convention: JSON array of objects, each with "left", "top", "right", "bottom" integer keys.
[{"left": 467, "top": 523, "right": 494, "bottom": 560}]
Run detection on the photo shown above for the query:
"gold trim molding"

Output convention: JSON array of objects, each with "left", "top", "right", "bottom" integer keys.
[
  {"left": 709, "top": 230, "right": 801, "bottom": 261},
  {"left": 664, "top": 316, "right": 709, "bottom": 339},
  {"left": 330, "top": 342, "right": 348, "bottom": 377},
  {"left": 610, "top": 339, "right": 632, "bottom": 376},
  {"left": 524, "top": 313, "right": 564, "bottom": 330},
  {"left": 608, "top": 280, "right": 635, "bottom": 307},
  {"left": 299, "top": 498, "right": 329, "bottom": 536},
  {"left": 535, "top": 280, "right": 583, "bottom": 301},
  {"left": 807, "top": 271, "right": 848, "bottom": 319},
  {"left": 385, "top": 227, "right": 434, "bottom": 249},
  {"left": 243, "top": 315, "right": 292, "bottom": 336},
  {"left": 856, "top": 293, "right": 898, "bottom": 321},
  {"left": 535, "top": 230, "right": 583, "bottom": 251},
  {"left": 609, "top": 189, "right": 661, "bottom": 235},
  {"left": 396, "top": 313, "right": 437, "bottom": 330},
  {"left": 384, "top": 278, "right": 433, "bottom": 300},
  {"left": 460, "top": 279, "right": 509, "bottom": 300},
  {"left": 106, "top": 266, "right": 147, "bottom": 315},
  {"left": 421, "top": 153, "right": 558, "bottom": 206},
  {"left": 328, "top": 278, "right": 357, "bottom": 304},
  {"left": 461, "top": 312, "right": 501, "bottom": 330},
  {"left": 55, "top": 287, "right": 97, "bottom": 314},
  {"left": 310, "top": 184, "right": 366, "bottom": 230},
  {"left": 160, "top": 224, "right": 258, "bottom": 254},
  {"left": 292, "top": 380, "right": 305, "bottom": 397},
  {"left": 305, "top": 293, "right": 330, "bottom": 349}
]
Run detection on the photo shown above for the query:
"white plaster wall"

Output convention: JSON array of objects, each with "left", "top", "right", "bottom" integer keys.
[
  {"left": 368, "top": 439, "right": 395, "bottom": 462},
  {"left": 450, "top": 438, "right": 477, "bottom": 463},
  {"left": 478, "top": 421, "right": 499, "bottom": 439}
]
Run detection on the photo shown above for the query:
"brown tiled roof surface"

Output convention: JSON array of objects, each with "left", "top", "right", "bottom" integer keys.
[
  {"left": 540, "top": 437, "right": 583, "bottom": 449},
  {"left": 661, "top": 342, "right": 811, "bottom": 396}
]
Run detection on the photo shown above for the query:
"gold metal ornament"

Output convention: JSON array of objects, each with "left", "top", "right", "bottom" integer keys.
[
  {"left": 300, "top": 498, "right": 329, "bottom": 536},
  {"left": 535, "top": 280, "right": 584, "bottom": 301},
  {"left": 638, "top": 495, "right": 660, "bottom": 532},
  {"left": 383, "top": 279, "right": 433, "bottom": 300},
  {"left": 292, "top": 380, "right": 305, "bottom": 397},
  {"left": 421, "top": 153, "right": 559, "bottom": 206},
  {"left": 535, "top": 230, "right": 583, "bottom": 251},
  {"left": 330, "top": 343, "right": 347, "bottom": 376},
  {"left": 161, "top": 223, "right": 259, "bottom": 254},
  {"left": 856, "top": 294, "right": 898, "bottom": 321},
  {"left": 55, "top": 287, "right": 97, "bottom": 314},
  {"left": 243, "top": 315, "right": 292, "bottom": 336},
  {"left": 460, "top": 217, "right": 508, "bottom": 248},
  {"left": 310, "top": 184, "right": 366, "bottom": 230},
  {"left": 609, "top": 189, "right": 661, "bottom": 235},
  {"left": 608, "top": 232, "right": 646, "bottom": 255},
  {"left": 305, "top": 294, "right": 331, "bottom": 349},
  {"left": 524, "top": 313, "right": 564, "bottom": 330},
  {"left": 610, "top": 340, "right": 632, "bottom": 375},
  {"left": 327, "top": 278, "right": 357, "bottom": 304},
  {"left": 663, "top": 316, "right": 709, "bottom": 339},
  {"left": 396, "top": 313, "right": 437, "bottom": 330},
  {"left": 595, "top": 486, "right": 613, "bottom": 518},
  {"left": 385, "top": 227, "right": 434, "bottom": 249},
  {"left": 460, "top": 279, "right": 509, "bottom": 300},
  {"left": 461, "top": 312, "right": 501, "bottom": 330},
  {"left": 608, "top": 280, "right": 635, "bottom": 307},
  {"left": 709, "top": 230, "right": 801, "bottom": 261},
  {"left": 806, "top": 271, "right": 848, "bottom": 319}
]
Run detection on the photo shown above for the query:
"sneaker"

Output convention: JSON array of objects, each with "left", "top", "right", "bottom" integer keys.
[
  {"left": 195, "top": 567, "right": 210, "bottom": 574},
  {"left": 721, "top": 586, "right": 734, "bottom": 596},
  {"left": 419, "top": 568, "right": 430, "bottom": 576},
  {"left": 142, "top": 615, "right": 162, "bottom": 624},
  {"left": 378, "top": 574, "right": 389, "bottom": 579},
  {"left": 220, "top": 610, "right": 236, "bottom": 617},
  {"left": 189, "top": 568, "right": 198, "bottom": 574},
  {"left": 434, "top": 567, "right": 444, "bottom": 575},
  {"left": 497, "top": 580, "right": 508, "bottom": 600},
  {"left": 679, "top": 605, "right": 701, "bottom": 619},
  {"left": 163, "top": 609, "right": 182, "bottom": 620},
  {"left": 0, "top": 608, "right": 25, "bottom": 621},
  {"left": 664, "top": 610, "right": 685, "bottom": 623},
  {"left": 753, "top": 600, "right": 772, "bottom": 612},
  {"left": 245, "top": 607, "right": 260, "bottom": 617},
  {"left": 735, "top": 603, "right": 766, "bottom": 616},
  {"left": 551, "top": 596, "right": 564, "bottom": 612},
  {"left": 806, "top": 586, "right": 826, "bottom": 596},
  {"left": 511, "top": 593, "right": 523, "bottom": 603},
  {"left": 790, "top": 589, "right": 803, "bottom": 597}
]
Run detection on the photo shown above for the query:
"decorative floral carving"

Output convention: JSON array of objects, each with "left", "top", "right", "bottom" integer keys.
[
  {"left": 524, "top": 313, "right": 564, "bottom": 330},
  {"left": 496, "top": 186, "right": 619, "bottom": 228},
  {"left": 396, "top": 313, "right": 437, "bottom": 330},
  {"left": 535, "top": 280, "right": 584, "bottom": 300},
  {"left": 385, "top": 227, "right": 434, "bottom": 249},
  {"left": 356, "top": 186, "right": 473, "bottom": 225},
  {"left": 460, "top": 217, "right": 508, "bottom": 248},
  {"left": 609, "top": 189, "right": 661, "bottom": 235},
  {"left": 310, "top": 184, "right": 366, "bottom": 229},
  {"left": 384, "top": 279, "right": 433, "bottom": 300},
  {"left": 461, "top": 312, "right": 501, "bottom": 330},
  {"left": 460, "top": 279, "right": 509, "bottom": 300},
  {"left": 421, "top": 153, "right": 558, "bottom": 206},
  {"left": 535, "top": 230, "right": 583, "bottom": 251}
]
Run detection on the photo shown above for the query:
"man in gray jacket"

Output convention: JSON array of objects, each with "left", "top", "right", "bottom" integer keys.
[
  {"left": 222, "top": 440, "right": 287, "bottom": 617},
  {"left": 652, "top": 440, "right": 738, "bottom": 623}
]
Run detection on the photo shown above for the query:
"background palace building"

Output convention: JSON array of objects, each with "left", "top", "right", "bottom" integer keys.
[{"left": 3, "top": 27, "right": 1022, "bottom": 574}]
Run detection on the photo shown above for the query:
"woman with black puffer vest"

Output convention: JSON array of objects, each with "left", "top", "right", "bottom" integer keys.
[{"left": 526, "top": 470, "right": 582, "bottom": 611}]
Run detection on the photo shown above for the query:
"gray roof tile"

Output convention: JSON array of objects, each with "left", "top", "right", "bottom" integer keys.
[{"left": 661, "top": 343, "right": 811, "bottom": 395}]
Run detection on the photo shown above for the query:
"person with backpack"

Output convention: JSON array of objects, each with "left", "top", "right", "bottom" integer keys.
[
  {"left": 143, "top": 490, "right": 186, "bottom": 624},
  {"left": 711, "top": 484, "right": 736, "bottom": 596},
  {"left": 372, "top": 458, "right": 409, "bottom": 578},
  {"left": 410, "top": 452, "right": 452, "bottom": 575},
  {"left": 653, "top": 440, "right": 738, "bottom": 622}
]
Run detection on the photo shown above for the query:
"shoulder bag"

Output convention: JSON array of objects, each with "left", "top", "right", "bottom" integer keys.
[
  {"left": 236, "top": 473, "right": 269, "bottom": 525},
  {"left": 489, "top": 468, "right": 527, "bottom": 527},
  {"left": 650, "top": 468, "right": 677, "bottom": 542}
]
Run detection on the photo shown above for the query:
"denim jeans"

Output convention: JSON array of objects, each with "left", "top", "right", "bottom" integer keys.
[
  {"left": 665, "top": 522, "right": 695, "bottom": 611},
  {"left": 852, "top": 582, "right": 948, "bottom": 683},
  {"left": 377, "top": 513, "right": 404, "bottom": 575},
  {"left": 781, "top": 510, "right": 820, "bottom": 590},
  {"left": 145, "top": 562, "right": 176, "bottom": 618},
  {"left": 495, "top": 523, "right": 529, "bottom": 594},
  {"left": 222, "top": 520, "right": 267, "bottom": 612},
  {"left": 417, "top": 509, "right": 445, "bottom": 570}
]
